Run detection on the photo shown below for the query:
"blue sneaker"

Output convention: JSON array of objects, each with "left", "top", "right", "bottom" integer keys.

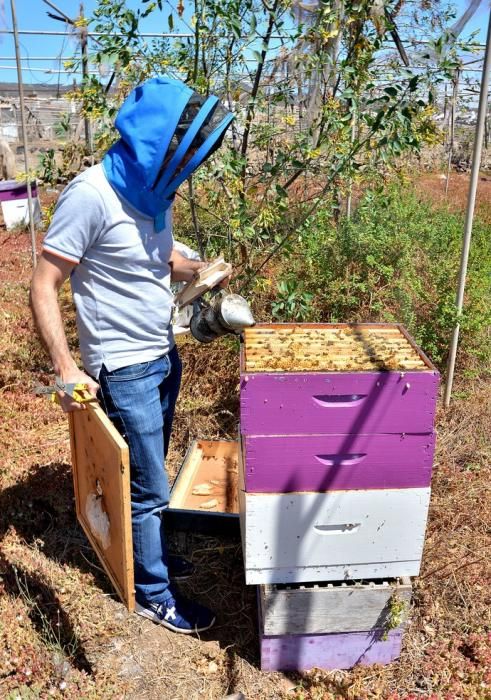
[
  {"left": 135, "top": 592, "right": 216, "bottom": 634},
  {"left": 168, "top": 554, "right": 195, "bottom": 581}
]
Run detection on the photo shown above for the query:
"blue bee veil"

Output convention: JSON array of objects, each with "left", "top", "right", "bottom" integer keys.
[{"left": 103, "top": 77, "right": 234, "bottom": 231}]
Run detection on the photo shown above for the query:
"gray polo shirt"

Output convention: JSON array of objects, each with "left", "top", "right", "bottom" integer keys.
[{"left": 43, "top": 164, "right": 175, "bottom": 378}]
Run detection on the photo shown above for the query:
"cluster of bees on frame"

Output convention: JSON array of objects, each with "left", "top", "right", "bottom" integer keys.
[{"left": 243, "top": 326, "right": 427, "bottom": 373}]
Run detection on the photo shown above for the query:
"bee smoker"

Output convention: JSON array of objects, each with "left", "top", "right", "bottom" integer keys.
[{"left": 190, "top": 289, "right": 255, "bottom": 343}]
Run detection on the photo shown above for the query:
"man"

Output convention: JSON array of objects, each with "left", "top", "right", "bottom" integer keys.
[{"left": 30, "top": 77, "right": 234, "bottom": 634}]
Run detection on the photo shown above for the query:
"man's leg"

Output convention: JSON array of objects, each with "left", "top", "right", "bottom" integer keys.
[
  {"left": 98, "top": 348, "right": 215, "bottom": 632},
  {"left": 158, "top": 347, "right": 195, "bottom": 580},
  {"left": 98, "top": 354, "right": 173, "bottom": 605},
  {"left": 161, "top": 345, "right": 182, "bottom": 458}
]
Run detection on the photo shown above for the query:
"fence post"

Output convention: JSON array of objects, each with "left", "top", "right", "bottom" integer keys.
[
  {"left": 10, "top": 0, "right": 37, "bottom": 267},
  {"left": 444, "top": 12, "right": 491, "bottom": 407},
  {"left": 79, "top": 3, "right": 93, "bottom": 155}
]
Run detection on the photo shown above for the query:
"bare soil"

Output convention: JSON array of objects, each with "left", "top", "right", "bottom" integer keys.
[
  {"left": 0, "top": 176, "right": 489, "bottom": 699},
  {"left": 415, "top": 172, "right": 491, "bottom": 223}
]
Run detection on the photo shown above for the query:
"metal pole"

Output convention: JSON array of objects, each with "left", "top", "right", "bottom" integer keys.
[
  {"left": 10, "top": 0, "right": 37, "bottom": 268},
  {"left": 445, "top": 68, "right": 459, "bottom": 196},
  {"left": 79, "top": 3, "right": 93, "bottom": 155},
  {"left": 444, "top": 11, "right": 491, "bottom": 407}
]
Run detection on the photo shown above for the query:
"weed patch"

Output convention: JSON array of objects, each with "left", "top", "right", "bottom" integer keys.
[{"left": 272, "top": 182, "right": 491, "bottom": 373}]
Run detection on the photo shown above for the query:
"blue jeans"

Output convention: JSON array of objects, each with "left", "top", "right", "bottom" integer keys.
[{"left": 98, "top": 346, "right": 182, "bottom": 605}]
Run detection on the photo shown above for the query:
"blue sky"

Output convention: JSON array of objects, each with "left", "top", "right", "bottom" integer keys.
[{"left": 0, "top": 0, "right": 489, "bottom": 86}]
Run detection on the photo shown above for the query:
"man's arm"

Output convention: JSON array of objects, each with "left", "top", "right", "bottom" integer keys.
[{"left": 30, "top": 251, "right": 99, "bottom": 412}]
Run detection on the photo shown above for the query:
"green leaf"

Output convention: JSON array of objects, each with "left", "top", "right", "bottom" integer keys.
[
  {"left": 384, "top": 86, "right": 398, "bottom": 97},
  {"left": 168, "top": 12, "right": 174, "bottom": 31},
  {"left": 341, "top": 88, "right": 355, "bottom": 99},
  {"left": 230, "top": 16, "right": 242, "bottom": 38},
  {"left": 372, "top": 108, "right": 385, "bottom": 131}
]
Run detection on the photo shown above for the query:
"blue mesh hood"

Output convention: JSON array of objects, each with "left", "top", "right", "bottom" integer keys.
[{"left": 102, "top": 76, "right": 234, "bottom": 231}]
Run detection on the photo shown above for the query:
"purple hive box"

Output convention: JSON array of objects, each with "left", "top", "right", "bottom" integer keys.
[
  {"left": 0, "top": 179, "right": 38, "bottom": 201},
  {"left": 260, "top": 628, "right": 404, "bottom": 672},
  {"left": 240, "top": 323, "right": 439, "bottom": 494},
  {"left": 0, "top": 179, "right": 41, "bottom": 230}
]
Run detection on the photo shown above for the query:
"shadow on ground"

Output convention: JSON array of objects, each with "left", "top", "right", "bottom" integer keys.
[
  {"left": 0, "top": 461, "right": 258, "bottom": 681},
  {"left": 0, "top": 462, "right": 105, "bottom": 673}
]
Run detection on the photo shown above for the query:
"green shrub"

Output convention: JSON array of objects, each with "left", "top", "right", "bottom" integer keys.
[
  {"left": 272, "top": 280, "right": 314, "bottom": 321},
  {"left": 272, "top": 184, "right": 491, "bottom": 373}
]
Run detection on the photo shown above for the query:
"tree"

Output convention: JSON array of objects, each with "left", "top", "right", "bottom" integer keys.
[{"left": 64, "top": 0, "right": 463, "bottom": 277}]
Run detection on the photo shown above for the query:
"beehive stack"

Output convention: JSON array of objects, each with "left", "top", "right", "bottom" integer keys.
[{"left": 239, "top": 323, "right": 440, "bottom": 671}]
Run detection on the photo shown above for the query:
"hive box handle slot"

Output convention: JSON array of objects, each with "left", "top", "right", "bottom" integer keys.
[
  {"left": 315, "top": 453, "right": 367, "bottom": 467},
  {"left": 314, "top": 523, "right": 361, "bottom": 535},
  {"left": 312, "top": 394, "right": 367, "bottom": 408}
]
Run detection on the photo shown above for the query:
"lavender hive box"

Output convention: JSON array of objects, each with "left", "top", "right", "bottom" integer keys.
[
  {"left": 259, "top": 628, "right": 404, "bottom": 672},
  {"left": 240, "top": 371, "right": 439, "bottom": 436},
  {"left": 242, "top": 431, "right": 436, "bottom": 492},
  {"left": 240, "top": 323, "right": 439, "bottom": 494},
  {"left": 240, "top": 323, "right": 439, "bottom": 437},
  {"left": 0, "top": 179, "right": 38, "bottom": 201}
]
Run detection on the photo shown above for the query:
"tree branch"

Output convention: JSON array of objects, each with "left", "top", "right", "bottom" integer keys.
[{"left": 239, "top": 0, "right": 281, "bottom": 188}]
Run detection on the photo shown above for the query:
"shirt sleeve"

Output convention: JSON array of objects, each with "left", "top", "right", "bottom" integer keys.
[{"left": 42, "top": 180, "right": 106, "bottom": 264}]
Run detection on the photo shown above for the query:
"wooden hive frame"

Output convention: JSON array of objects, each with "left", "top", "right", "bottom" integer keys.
[{"left": 241, "top": 323, "right": 436, "bottom": 374}]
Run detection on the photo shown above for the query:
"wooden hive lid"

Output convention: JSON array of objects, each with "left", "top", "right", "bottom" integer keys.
[{"left": 242, "top": 323, "right": 434, "bottom": 373}]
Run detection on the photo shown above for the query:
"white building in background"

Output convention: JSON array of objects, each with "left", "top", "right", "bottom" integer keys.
[{"left": 0, "top": 81, "right": 77, "bottom": 145}]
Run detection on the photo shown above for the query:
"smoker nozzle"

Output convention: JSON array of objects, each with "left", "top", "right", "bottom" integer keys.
[{"left": 190, "top": 290, "right": 255, "bottom": 343}]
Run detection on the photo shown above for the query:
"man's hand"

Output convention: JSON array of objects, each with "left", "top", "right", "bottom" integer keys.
[
  {"left": 55, "top": 368, "right": 99, "bottom": 413},
  {"left": 169, "top": 248, "right": 207, "bottom": 282},
  {"left": 170, "top": 249, "right": 233, "bottom": 286}
]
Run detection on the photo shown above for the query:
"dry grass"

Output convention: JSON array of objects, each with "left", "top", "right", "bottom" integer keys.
[
  {"left": 415, "top": 173, "right": 491, "bottom": 226},
  {"left": 1, "top": 181, "right": 490, "bottom": 699}
]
